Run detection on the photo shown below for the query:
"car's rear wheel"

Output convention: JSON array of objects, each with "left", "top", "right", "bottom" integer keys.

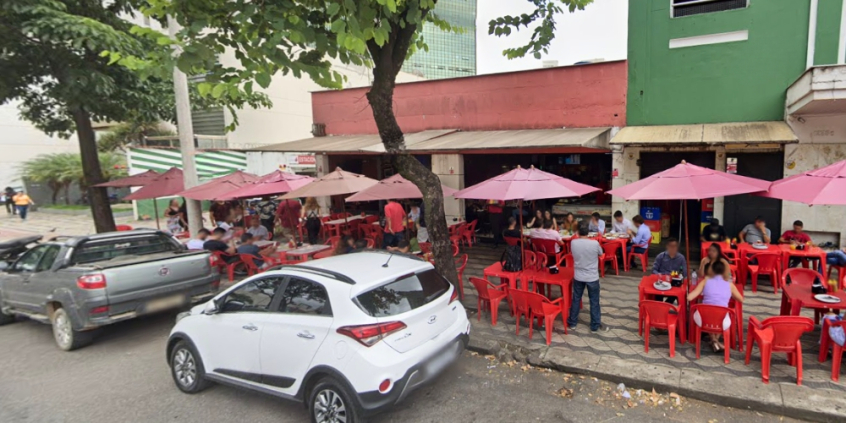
[
  {"left": 309, "top": 377, "right": 362, "bottom": 423},
  {"left": 51, "top": 308, "right": 93, "bottom": 351},
  {"left": 169, "top": 340, "right": 210, "bottom": 393}
]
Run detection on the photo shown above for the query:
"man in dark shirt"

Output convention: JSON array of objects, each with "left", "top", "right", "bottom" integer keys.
[
  {"left": 255, "top": 196, "right": 278, "bottom": 236},
  {"left": 700, "top": 218, "right": 727, "bottom": 242},
  {"left": 208, "top": 201, "right": 230, "bottom": 227},
  {"left": 203, "top": 228, "right": 237, "bottom": 262},
  {"left": 236, "top": 233, "right": 275, "bottom": 268}
]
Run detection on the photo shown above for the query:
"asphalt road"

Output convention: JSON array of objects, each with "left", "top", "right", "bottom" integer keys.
[{"left": 0, "top": 311, "right": 802, "bottom": 423}]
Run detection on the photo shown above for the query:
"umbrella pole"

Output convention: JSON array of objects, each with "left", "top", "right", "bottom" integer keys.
[
  {"left": 153, "top": 199, "right": 161, "bottom": 230},
  {"left": 519, "top": 200, "right": 524, "bottom": 252},
  {"left": 684, "top": 200, "right": 691, "bottom": 279}
]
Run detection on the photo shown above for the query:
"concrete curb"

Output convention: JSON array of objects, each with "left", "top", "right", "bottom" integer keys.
[
  {"left": 37, "top": 209, "right": 133, "bottom": 218},
  {"left": 466, "top": 321, "right": 846, "bottom": 423}
]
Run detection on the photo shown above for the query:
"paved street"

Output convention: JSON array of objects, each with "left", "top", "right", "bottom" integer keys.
[{"left": 0, "top": 310, "right": 801, "bottom": 423}]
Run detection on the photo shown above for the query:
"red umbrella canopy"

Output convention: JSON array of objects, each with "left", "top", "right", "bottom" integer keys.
[
  {"left": 757, "top": 160, "right": 846, "bottom": 205},
  {"left": 280, "top": 167, "right": 378, "bottom": 199},
  {"left": 94, "top": 169, "right": 160, "bottom": 188},
  {"left": 175, "top": 170, "right": 259, "bottom": 200},
  {"left": 345, "top": 173, "right": 458, "bottom": 202},
  {"left": 607, "top": 161, "right": 771, "bottom": 200},
  {"left": 454, "top": 166, "right": 600, "bottom": 201},
  {"left": 123, "top": 167, "right": 184, "bottom": 200},
  {"left": 225, "top": 170, "right": 314, "bottom": 199}
]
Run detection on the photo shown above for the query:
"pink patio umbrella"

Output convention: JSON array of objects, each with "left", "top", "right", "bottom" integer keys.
[
  {"left": 756, "top": 159, "right": 846, "bottom": 205},
  {"left": 175, "top": 170, "right": 259, "bottom": 200},
  {"left": 280, "top": 167, "right": 379, "bottom": 199},
  {"left": 607, "top": 161, "right": 771, "bottom": 275},
  {"left": 94, "top": 169, "right": 159, "bottom": 188},
  {"left": 225, "top": 170, "right": 314, "bottom": 199},
  {"left": 122, "top": 167, "right": 185, "bottom": 230},
  {"left": 345, "top": 173, "right": 458, "bottom": 202},
  {"left": 454, "top": 166, "right": 600, "bottom": 249}
]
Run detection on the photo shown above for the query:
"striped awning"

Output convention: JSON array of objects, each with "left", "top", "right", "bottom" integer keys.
[{"left": 127, "top": 147, "right": 248, "bottom": 179}]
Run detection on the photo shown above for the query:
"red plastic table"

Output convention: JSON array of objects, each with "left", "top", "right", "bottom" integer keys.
[
  {"left": 639, "top": 275, "right": 688, "bottom": 344},
  {"left": 278, "top": 244, "right": 331, "bottom": 262},
  {"left": 778, "top": 245, "right": 826, "bottom": 278},
  {"left": 779, "top": 283, "right": 846, "bottom": 316}
]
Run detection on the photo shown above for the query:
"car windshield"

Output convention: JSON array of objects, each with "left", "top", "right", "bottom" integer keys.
[
  {"left": 355, "top": 269, "right": 450, "bottom": 317},
  {"left": 71, "top": 234, "right": 181, "bottom": 265}
]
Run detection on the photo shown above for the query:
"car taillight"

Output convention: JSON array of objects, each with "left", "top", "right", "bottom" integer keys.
[
  {"left": 90, "top": 306, "right": 109, "bottom": 315},
  {"left": 337, "top": 321, "right": 407, "bottom": 347},
  {"left": 77, "top": 274, "right": 106, "bottom": 290},
  {"left": 449, "top": 286, "right": 459, "bottom": 304}
]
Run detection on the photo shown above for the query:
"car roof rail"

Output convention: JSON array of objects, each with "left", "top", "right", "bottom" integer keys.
[{"left": 265, "top": 264, "right": 357, "bottom": 285}]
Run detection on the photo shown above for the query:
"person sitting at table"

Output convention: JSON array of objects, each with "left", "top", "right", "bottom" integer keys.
[
  {"left": 611, "top": 210, "right": 633, "bottom": 235},
  {"left": 246, "top": 217, "right": 270, "bottom": 240},
  {"left": 698, "top": 242, "right": 732, "bottom": 281},
  {"left": 828, "top": 247, "right": 846, "bottom": 267},
  {"left": 652, "top": 238, "right": 687, "bottom": 276},
  {"left": 779, "top": 220, "right": 814, "bottom": 268},
  {"left": 700, "top": 218, "right": 727, "bottom": 242},
  {"left": 408, "top": 204, "right": 421, "bottom": 225},
  {"left": 543, "top": 210, "right": 559, "bottom": 231},
  {"left": 203, "top": 228, "right": 238, "bottom": 260},
  {"left": 588, "top": 212, "right": 606, "bottom": 234},
  {"left": 628, "top": 215, "right": 651, "bottom": 270},
  {"left": 687, "top": 261, "right": 743, "bottom": 353},
  {"left": 333, "top": 235, "right": 355, "bottom": 256},
  {"left": 526, "top": 209, "right": 544, "bottom": 229},
  {"left": 352, "top": 238, "right": 369, "bottom": 252},
  {"left": 530, "top": 220, "right": 564, "bottom": 252},
  {"left": 186, "top": 228, "right": 210, "bottom": 250},
  {"left": 236, "top": 233, "right": 276, "bottom": 269},
  {"left": 562, "top": 212, "right": 579, "bottom": 234},
  {"left": 739, "top": 216, "right": 771, "bottom": 244},
  {"left": 503, "top": 217, "right": 522, "bottom": 239}
]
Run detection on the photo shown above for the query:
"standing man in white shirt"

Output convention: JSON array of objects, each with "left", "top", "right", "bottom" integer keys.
[
  {"left": 567, "top": 224, "right": 606, "bottom": 333},
  {"left": 611, "top": 210, "right": 633, "bottom": 235}
]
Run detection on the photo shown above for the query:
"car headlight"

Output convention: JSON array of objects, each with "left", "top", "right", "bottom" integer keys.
[{"left": 175, "top": 311, "right": 191, "bottom": 323}]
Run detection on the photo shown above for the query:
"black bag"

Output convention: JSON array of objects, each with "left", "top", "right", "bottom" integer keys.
[{"left": 500, "top": 245, "right": 522, "bottom": 272}]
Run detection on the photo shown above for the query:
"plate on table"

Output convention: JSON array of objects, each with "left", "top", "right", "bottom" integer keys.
[
  {"left": 752, "top": 243, "right": 769, "bottom": 250},
  {"left": 814, "top": 294, "right": 842, "bottom": 304},
  {"left": 588, "top": 232, "right": 598, "bottom": 237},
  {"left": 653, "top": 281, "right": 672, "bottom": 291},
  {"left": 618, "top": 234, "right": 630, "bottom": 239}
]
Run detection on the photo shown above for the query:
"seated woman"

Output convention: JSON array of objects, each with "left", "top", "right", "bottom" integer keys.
[
  {"left": 687, "top": 261, "right": 743, "bottom": 353},
  {"left": 526, "top": 210, "right": 544, "bottom": 229},
  {"left": 561, "top": 212, "right": 578, "bottom": 234},
  {"left": 543, "top": 210, "right": 559, "bottom": 231},
  {"left": 698, "top": 242, "right": 733, "bottom": 282}
]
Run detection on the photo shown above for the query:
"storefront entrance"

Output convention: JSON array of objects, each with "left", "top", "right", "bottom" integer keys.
[{"left": 723, "top": 151, "right": 784, "bottom": 239}]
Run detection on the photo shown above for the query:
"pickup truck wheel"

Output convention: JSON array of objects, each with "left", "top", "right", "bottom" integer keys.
[
  {"left": 309, "top": 377, "right": 362, "bottom": 423},
  {"left": 169, "top": 340, "right": 210, "bottom": 393},
  {"left": 51, "top": 308, "right": 93, "bottom": 351},
  {"left": 0, "top": 308, "right": 15, "bottom": 325}
]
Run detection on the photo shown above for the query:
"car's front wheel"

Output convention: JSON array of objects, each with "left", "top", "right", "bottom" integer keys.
[
  {"left": 309, "top": 377, "right": 362, "bottom": 423},
  {"left": 51, "top": 308, "right": 93, "bottom": 351},
  {"left": 169, "top": 340, "right": 210, "bottom": 393}
]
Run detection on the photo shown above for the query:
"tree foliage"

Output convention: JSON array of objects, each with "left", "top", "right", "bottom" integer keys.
[
  {"left": 20, "top": 152, "right": 126, "bottom": 204},
  {"left": 98, "top": 120, "right": 175, "bottom": 152}
]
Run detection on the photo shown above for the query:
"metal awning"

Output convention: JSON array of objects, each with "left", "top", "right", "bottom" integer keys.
[
  {"left": 401, "top": 128, "right": 611, "bottom": 153},
  {"left": 250, "top": 130, "right": 457, "bottom": 153},
  {"left": 610, "top": 121, "right": 797, "bottom": 146}
]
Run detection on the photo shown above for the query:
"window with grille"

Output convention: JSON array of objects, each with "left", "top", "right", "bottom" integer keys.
[{"left": 672, "top": 0, "right": 747, "bottom": 18}]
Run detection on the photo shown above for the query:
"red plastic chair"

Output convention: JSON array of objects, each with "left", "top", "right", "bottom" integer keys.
[
  {"left": 418, "top": 242, "right": 432, "bottom": 254},
  {"left": 462, "top": 220, "right": 478, "bottom": 247},
  {"left": 510, "top": 290, "right": 566, "bottom": 344},
  {"left": 452, "top": 243, "right": 460, "bottom": 257},
  {"left": 700, "top": 241, "right": 716, "bottom": 259},
  {"left": 364, "top": 238, "right": 375, "bottom": 249},
  {"left": 469, "top": 277, "right": 507, "bottom": 326},
  {"left": 628, "top": 235, "right": 652, "bottom": 274},
  {"left": 364, "top": 215, "right": 379, "bottom": 224},
  {"left": 600, "top": 242, "right": 621, "bottom": 277},
  {"left": 745, "top": 316, "right": 814, "bottom": 385},
  {"left": 533, "top": 254, "right": 574, "bottom": 305},
  {"left": 454, "top": 254, "right": 468, "bottom": 300},
  {"left": 783, "top": 268, "right": 824, "bottom": 324},
  {"left": 639, "top": 300, "right": 681, "bottom": 358},
  {"left": 819, "top": 318, "right": 846, "bottom": 382},
  {"left": 504, "top": 236, "right": 521, "bottom": 246},
  {"left": 313, "top": 249, "right": 333, "bottom": 259},
  {"left": 748, "top": 253, "right": 782, "bottom": 294},
  {"left": 690, "top": 304, "right": 734, "bottom": 364},
  {"left": 828, "top": 264, "right": 846, "bottom": 290},
  {"left": 520, "top": 251, "right": 538, "bottom": 291},
  {"left": 238, "top": 253, "right": 266, "bottom": 277},
  {"left": 212, "top": 251, "right": 243, "bottom": 281},
  {"left": 532, "top": 238, "right": 565, "bottom": 269},
  {"left": 325, "top": 236, "right": 341, "bottom": 249},
  {"left": 522, "top": 253, "right": 548, "bottom": 294},
  {"left": 115, "top": 224, "right": 133, "bottom": 231}
]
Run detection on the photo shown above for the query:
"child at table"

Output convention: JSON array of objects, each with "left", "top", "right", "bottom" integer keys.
[{"left": 687, "top": 261, "right": 743, "bottom": 353}]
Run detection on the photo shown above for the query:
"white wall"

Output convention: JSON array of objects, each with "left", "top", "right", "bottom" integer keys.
[{"left": 0, "top": 101, "right": 80, "bottom": 188}]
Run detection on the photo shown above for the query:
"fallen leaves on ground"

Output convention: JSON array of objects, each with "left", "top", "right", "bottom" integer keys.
[{"left": 556, "top": 387, "right": 574, "bottom": 398}]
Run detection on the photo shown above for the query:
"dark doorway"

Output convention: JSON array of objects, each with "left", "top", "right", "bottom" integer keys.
[{"left": 723, "top": 152, "right": 784, "bottom": 240}]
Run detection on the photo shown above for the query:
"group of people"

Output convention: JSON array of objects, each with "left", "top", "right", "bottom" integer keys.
[{"left": 2, "top": 187, "right": 34, "bottom": 220}]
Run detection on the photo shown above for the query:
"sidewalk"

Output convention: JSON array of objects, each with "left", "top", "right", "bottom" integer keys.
[
  {"left": 0, "top": 210, "right": 159, "bottom": 241},
  {"left": 459, "top": 244, "right": 846, "bottom": 422}
]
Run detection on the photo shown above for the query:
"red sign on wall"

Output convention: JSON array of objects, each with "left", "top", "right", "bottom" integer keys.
[{"left": 296, "top": 155, "right": 316, "bottom": 165}]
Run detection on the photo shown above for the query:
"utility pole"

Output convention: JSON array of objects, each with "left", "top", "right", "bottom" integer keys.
[{"left": 168, "top": 16, "right": 203, "bottom": 235}]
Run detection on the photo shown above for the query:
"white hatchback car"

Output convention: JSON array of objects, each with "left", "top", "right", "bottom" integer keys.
[{"left": 166, "top": 251, "right": 470, "bottom": 423}]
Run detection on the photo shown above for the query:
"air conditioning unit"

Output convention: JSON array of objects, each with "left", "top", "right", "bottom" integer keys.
[{"left": 312, "top": 123, "right": 326, "bottom": 137}]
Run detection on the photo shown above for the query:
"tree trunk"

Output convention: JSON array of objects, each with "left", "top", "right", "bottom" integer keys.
[
  {"left": 63, "top": 183, "right": 71, "bottom": 205},
  {"left": 366, "top": 59, "right": 459, "bottom": 291},
  {"left": 71, "top": 107, "right": 116, "bottom": 233}
]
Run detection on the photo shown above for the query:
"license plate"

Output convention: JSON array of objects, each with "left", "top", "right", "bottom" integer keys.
[
  {"left": 145, "top": 294, "right": 185, "bottom": 313},
  {"left": 425, "top": 341, "right": 460, "bottom": 376}
]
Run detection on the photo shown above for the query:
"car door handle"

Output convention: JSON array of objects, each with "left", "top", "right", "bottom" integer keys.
[
  {"left": 242, "top": 324, "right": 258, "bottom": 331},
  {"left": 297, "top": 331, "right": 315, "bottom": 339}
]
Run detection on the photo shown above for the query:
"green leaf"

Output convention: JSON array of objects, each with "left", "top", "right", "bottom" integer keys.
[
  {"left": 211, "top": 83, "right": 227, "bottom": 99},
  {"left": 331, "top": 19, "right": 346, "bottom": 34},
  {"left": 255, "top": 72, "right": 271, "bottom": 89},
  {"left": 386, "top": 0, "right": 397, "bottom": 13},
  {"left": 327, "top": 3, "right": 341, "bottom": 16},
  {"left": 197, "top": 82, "right": 212, "bottom": 97}
]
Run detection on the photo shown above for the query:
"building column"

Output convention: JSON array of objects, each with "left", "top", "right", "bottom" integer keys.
[
  {"left": 611, "top": 145, "right": 640, "bottom": 219},
  {"left": 432, "top": 154, "right": 465, "bottom": 223},
  {"left": 315, "top": 154, "right": 331, "bottom": 212},
  {"left": 713, "top": 147, "right": 726, "bottom": 223}
]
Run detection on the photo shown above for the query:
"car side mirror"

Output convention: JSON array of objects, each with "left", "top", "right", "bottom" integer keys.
[{"left": 202, "top": 301, "right": 218, "bottom": 315}]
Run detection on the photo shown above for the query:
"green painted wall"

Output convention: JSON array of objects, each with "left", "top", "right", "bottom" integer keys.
[
  {"left": 627, "top": 0, "right": 811, "bottom": 125},
  {"left": 814, "top": 0, "right": 844, "bottom": 66}
]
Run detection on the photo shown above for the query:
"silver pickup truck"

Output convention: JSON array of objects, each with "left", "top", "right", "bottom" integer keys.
[{"left": 0, "top": 229, "right": 220, "bottom": 351}]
